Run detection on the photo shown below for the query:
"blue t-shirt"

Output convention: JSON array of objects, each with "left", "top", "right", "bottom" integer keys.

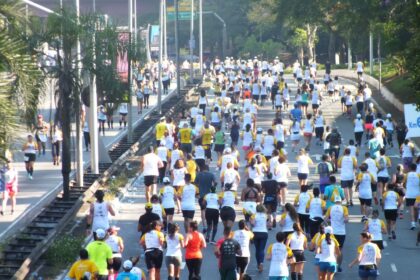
[
  {"left": 290, "top": 108, "right": 302, "bottom": 121},
  {"left": 323, "top": 184, "right": 345, "bottom": 209},
  {"left": 116, "top": 272, "right": 139, "bottom": 280}
]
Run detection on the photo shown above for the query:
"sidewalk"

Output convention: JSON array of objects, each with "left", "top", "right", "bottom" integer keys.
[{"left": 0, "top": 83, "right": 177, "bottom": 241}]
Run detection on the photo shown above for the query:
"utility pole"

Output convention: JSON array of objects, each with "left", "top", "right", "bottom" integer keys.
[
  {"left": 189, "top": 0, "right": 194, "bottom": 84},
  {"left": 175, "top": 0, "right": 180, "bottom": 96},
  {"left": 127, "top": 0, "right": 134, "bottom": 143},
  {"left": 369, "top": 32, "right": 373, "bottom": 75},
  {"left": 158, "top": 0, "right": 163, "bottom": 114},
  {"left": 163, "top": 0, "right": 167, "bottom": 60},
  {"left": 199, "top": 0, "right": 203, "bottom": 76},
  {"left": 134, "top": 0, "right": 137, "bottom": 46},
  {"left": 75, "top": 0, "right": 86, "bottom": 182},
  {"left": 378, "top": 34, "right": 382, "bottom": 94}
]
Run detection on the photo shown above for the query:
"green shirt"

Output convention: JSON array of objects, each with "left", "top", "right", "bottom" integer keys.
[
  {"left": 86, "top": 240, "right": 112, "bottom": 275},
  {"left": 214, "top": 131, "right": 225, "bottom": 145}
]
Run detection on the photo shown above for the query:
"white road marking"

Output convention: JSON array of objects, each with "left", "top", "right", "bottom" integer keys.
[{"left": 391, "top": 263, "right": 398, "bottom": 272}]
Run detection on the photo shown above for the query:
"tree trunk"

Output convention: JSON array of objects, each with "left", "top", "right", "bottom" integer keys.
[
  {"left": 306, "top": 24, "right": 318, "bottom": 63},
  {"left": 299, "top": 47, "right": 304, "bottom": 66},
  {"left": 328, "top": 31, "right": 336, "bottom": 64}
]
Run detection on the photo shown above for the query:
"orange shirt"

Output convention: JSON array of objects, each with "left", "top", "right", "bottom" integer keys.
[{"left": 185, "top": 231, "right": 203, "bottom": 259}]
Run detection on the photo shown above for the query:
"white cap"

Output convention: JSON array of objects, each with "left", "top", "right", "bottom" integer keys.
[
  {"left": 334, "top": 195, "right": 342, "bottom": 202},
  {"left": 386, "top": 113, "right": 391, "bottom": 118},
  {"left": 224, "top": 147, "right": 232, "bottom": 154},
  {"left": 123, "top": 260, "right": 133, "bottom": 270},
  {"left": 356, "top": 113, "right": 361, "bottom": 118},
  {"left": 95, "top": 228, "right": 106, "bottom": 239},
  {"left": 325, "top": 226, "right": 334, "bottom": 234},
  {"left": 163, "top": 177, "right": 170, "bottom": 183},
  {"left": 257, "top": 127, "right": 263, "bottom": 132},
  {"left": 369, "top": 103, "right": 374, "bottom": 108}
]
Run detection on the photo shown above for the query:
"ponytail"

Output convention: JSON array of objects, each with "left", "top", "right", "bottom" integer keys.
[{"left": 325, "top": 233, "right": 331, "bottom": 245}]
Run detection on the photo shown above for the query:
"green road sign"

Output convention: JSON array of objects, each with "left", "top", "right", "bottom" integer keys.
[{"left": 167, "top": 11, "right": 197, "bottom": 21}]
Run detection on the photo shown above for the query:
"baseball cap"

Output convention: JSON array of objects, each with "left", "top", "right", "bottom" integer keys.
[
  {"left": 163, "top": 177, "right": 170, "bottom": 183},
  {"left": 109, "top": 225, "right": 120, "bottom": 233},
  {"left": 356, "top": 113, "right": 361, "bottom": 118},
  {"left": 95, "top": 228, "right": 106, "bottom": 239},
  {"left": 123, "top": 260, "right": 133, "bottom": 270},
  {"left": 386, "top": 113, "right": 391, "bottom": 118},
  {"left": 257, "top": 127, "right": 263, "bottom": 132},
  {"left": 334, "top": 195, "right": 342, "bottom": 202},
  {"left": 145, "top": 202, "right": 153, "bottom": 209},
  {"left": 325, "top": 226, "right": 334, "bottom": 234},
  {"left": 224, "top": 147, "right": 232, "bottom": 154}
]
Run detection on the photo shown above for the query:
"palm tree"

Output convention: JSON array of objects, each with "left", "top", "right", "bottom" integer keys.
[{"left": 0, "top": 0, "right": 43, "bottom": 161}]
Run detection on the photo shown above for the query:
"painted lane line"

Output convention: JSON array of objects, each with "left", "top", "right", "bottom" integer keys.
[{"left": 390, "top": 263, "right": 398, "bottom": 272}]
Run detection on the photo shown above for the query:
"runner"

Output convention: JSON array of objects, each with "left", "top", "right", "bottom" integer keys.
[
  {"left": 87, "top": 190, "right": 115, "bottom": 235},
  {"left": 364, "top": 209, "right": 387, "bottom": 251},
  {"left": 165, "top": 223, "right": 184, "bottom": 280},
  {"left": 355, "top": 163, "right": 375, "bottom": 222},
  {"left": 296, "top": 149, "right": 313, "bottom": 187},
  {"left": 376, "top": 148, "right": 391, "bottom": 204},
  {"left": 391, "top": 164, "right": 406, "bottom": 219},
  {"left": 317, "top": 226, "right": 340, "bottom": 280},
  {"left": 215, "top": 226, "right": 242, "bottom": 280},
  {"left": 250, "top": 204, "right": 269, "bottom": 273},
  {"left": 348, "top": 232, "right": 382, "bottom": 280},
  {"left": 178, "top": 174, "right": 199, "bottom": 232},
  {"left": 266, "top": 232, "right": 295, "bottom": 280},
  {"left": 0, "top": 160, "right": 18, "bottom": 215},
  {"left": 195, "top": 164, "right": 217, "bottom": 233},
  {"left": 241, "top": 178, "right": 260, "bottom": 224},
  {"left": 294, "top": 185, "right": 312, "bottom": 234},
  {"left": 140, "top": 221, "right": 164, "bottom": 280},
  {"left": 286, "top": 223, "right": 308, "bottom": 280},
  {"left": 86, "top": 228, "right": 113, "bottom": 280},
  {"left": 262, "top": 173, "right": 280, "bottom": 229},
  {"left": 184, "top": 221, "right": 206, "bottom": 280},
  {"left": 219, "top": 183, "right": 239, "bottom": 228},
  {"left": 34, "top": 114, "right": 48, "bottom": 156},
  {"left": 302, "top": 114, "right": 314, "bottom": 151},
  {"left": 105, "top": 226, "right": 124, "bottom": 278},
  {"left": 280, "top": 203, "right": 300, "bottom": 237},
  {"left": 234, "top": 220, "right": 254, "bottom": 280},
  {"left": 337, "top": 148, "right": 358, "bottom": 206},
  {"left": 141, "top": 146, "right": 164, "bottom": 202},
  {"left": 68, "top": 249, "right": 98, "bottom": 280},
  {"left": 317, "top": 155, "right": 333, "bottom": 194},
  {"left": 404, "top": 163, "right": 420, "bottom": 230},
  {"left": 306, "top": 187, "right": 326, "bottom": 238},
  {"left": 203, "top": 186, "right": 220, "bottom": 243},
  {"left": 22, "top": 134, "right": 38, "bottom": 180},
  {"left": 274, "top": 156, "right": 291, "bottom": 208}
]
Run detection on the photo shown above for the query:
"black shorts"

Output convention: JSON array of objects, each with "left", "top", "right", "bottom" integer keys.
[
  {"left": 359, "top": 198, "right": 372, "bottom": 206},
  {"left": 164, "top": 208, "right": 175, "bottom": 216},
  {"left": 292, "top": 250, "right": 305, "bottom": 263},
  {"left": 372, "top": 240, "right": 384, "bottom": 250},
  {"left": 334, "top": 234, "right": 346, "bottom": 248},
  {"left": 204, "top": 146, "right": 212, "bottom": 159},
  {"left": 293, "top": 73, "right": 297, "bottom": 78},
  {"left": 297, "top": 77, "right": 302, "bottom": 82},
  {"left": 263, "top": 196, "right": 278, "bottom": 213},
  {"left": 301, "top": 102, "right": 308, "bottom": 108},
  {"left": 182, "top": 210, "right": 195, "bottom": 219},
  {"left": 276, "top": 141, "right": 284, "bottom": 149},
  {"left": 145, "top": 249, "right": 163, "bottom": 269},
  {"left": 328, "top": 90, "right": 333, "bottom": 95},
  {"left": 406, "top": 198, "right": 416, "bottom": 207},
  {"left": 195, "top": 159, "right": 206, "bottom": 170},
  {"left": 396, "top": 187, "right": 405, "bottom": 197},
  {"left": 236, "top": 257, "right": 249, "bottom": 274},
  {"left": 346, "top": 105, "right": 352, "bottom": 109},
  {"left": 214, "top": 144, "right": 225, "bottom": 153},
  {"left": 144, "top": 175, "right": 157, "bottom": 187},
  {"left": 220, "top": 206, "right": 236, "bottom": 222},
  {"left": 278, "top": 182, "right": 288, "bottom": 189},
  {"left": 377, "top": 177, "right": 389, "bottom": 184},
  {"left": 297, "top": 173, "right": 308, "bottom": 180},
  {"left": 341, "top": 97, "right": 346, "bottom": 104},
  {"left": 371, "top": 183, "right": 377, "bottom": 193},
  {"left": 198, "top": 197, "right": 206, "bottom": 210},
  {"left": 119, "top": 113, "right": 128, "bottom": 116},
  {"left": 384, "top": 209, "right": 398, "bottom": 221},
  {"left": 312, "top": 104, "right": 319, "bottom": 109},
  {"left": 108, "top": 256, "right": 122, "bottom": 271},
  {"left": 181, "top": 143, "right": 192, "bottom": 154},
  {"left": 24, "top": 153, "right": 36, "bottom": 162},
  {"left": 341, "top": 180, "right": 354, "bottom": 189},
  {"left": 252, "top": 95, "right": 259, "bottom": 101}
]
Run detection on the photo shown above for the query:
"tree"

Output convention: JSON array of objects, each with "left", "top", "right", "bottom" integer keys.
[{"left": 0, "top": 0, "right": 43, "bottom": 161}]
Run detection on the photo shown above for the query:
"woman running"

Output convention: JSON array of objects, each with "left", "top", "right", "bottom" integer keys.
[
  {"left": 391, "top": 164, "right": 406, "bottom": 219},
  {"left": 97, "top": 105, "right": 106, "bottom": 135},
  {"left": 286, "top": 223, "right": 308, "bottom": 280},
  {"left": 219, "top": 183, "right": 239, "bottom": 228},
  {"left": 1, "top": 160, "right": 18, "bottom": 215},
  {"left": 165, "top": 223, "right": 184, "bottom": 280},
  {"left": 246, "top": 158, "right": 263, "bottom": 192},
  {"left": 309, "top": 224, "right": 326, "bottom": 280},
  {"left": 317, "top": 226, "right": 341, "bottom": 280},
  {"left": 34, "top": 114, "right": 48, "bottom": 156},
  {"left": 364, "top": 209, "right": 387, "bottom": 250},
  {"left": 303, "top": 113, "right": 314, "bottom": 151},
  {"left": 241, "top": 178, "right": 261, "bottom": 225},
  {"left": 354, "top": 114, "right": 365, "bottom": 147},
  {"left": 106, "top": 226, "right": 124, "bottom": 278},
  {"left": 241, "top": 124, "right": 255, "bottom": 158},
  {"left": 50, "top": 124, "right": 62, "bottom": 166},
  {"left": 159, "top": 177, "right": 176, "bottom": 230},
  {"left": 185, "top": 221, "right": 206, "bottom": 280},
  {"left": 314, "top": 111, "right": 325, "bottom": 146},
  {"left": 250, "top": 204, "right": 269, "bottom": 273},
  {"left": 266, "top": 232, "right": 295, "bottom": 280},
  {"left": 274, "top": 156, "right": 291, "bottom": 209},
  {"left": 140, "top": 221, "right": 164, "bottom": 280},
  {"left": 290, "top": 119, "right": 301, "bottom": 153},
  {"left": 22, "top": 135, "right": 38, "bottom": 180},
  {"left": 171, "top": 159, "right": 187, "bottom": 214},
  {"left": 348, "top": 232, "right": 382, "bottom": 280},
  {"left": 234, "top": 220, "right": 254, "bottom": 280},
  {"left": 306, "top": 187, "right": 326, "bottom": 238},
  {"left": 280, "top": 203, "right": 300, "bottom": 237},
  {"left": 203, "top": 186, "right": 220, "bottom": 243}
]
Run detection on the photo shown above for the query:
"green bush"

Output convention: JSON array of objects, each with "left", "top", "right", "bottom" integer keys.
[
  {"left": 45, "top": 235, "right": 85, "bottom": 268},
  {"left": 107, "top": 173, "right": 129, "bottom": 197}
]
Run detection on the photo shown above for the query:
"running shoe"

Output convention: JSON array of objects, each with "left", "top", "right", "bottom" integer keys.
[
  {"left": 210, "top": 240, "right": 216, "bottom": 245},
  {"left": 399, "top": 212, "right": 404, "bottom": 219},
  {"left": 337, "top": 266, "right": 342, "bottom": 273},
  {"left": 349, "top": 200, "right": 354, "bottom": 206},
  {"left": 410, "top": 222, "right": 417, "bottom": 230},
  {"left": 392, "top": 231, "right": 396, "bottom": 240},
  {"left": 258, "top": 263, "right": 263, "bottom": 272},
  {"left": 361, "top": 216, "right": 368, "bottom": 223}
]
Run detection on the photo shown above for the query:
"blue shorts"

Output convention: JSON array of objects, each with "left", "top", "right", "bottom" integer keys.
[
  {"left": 319, "top": 262, "right": 337, "bottom": 273},
  {"left": 314, "top": 257, "right": 320, "bottom": 266},
  {"left": 269, "top": 277, "right": 289, "bottom": 280},
  {"left": 358, "top": 266, "right": 378, "bottom": 279}
]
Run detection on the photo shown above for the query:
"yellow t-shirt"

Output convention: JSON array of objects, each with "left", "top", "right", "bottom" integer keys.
[
  {"left": 186, "top": 160, "right": 197, "bottom": 182},
  {"left": 155, "top": 122, "right": 167, "bottom": 140},
  {"left": 179, "top": 128, "right": 193, "bottom": 144},
  {"left": 86, "top": 241, "right": 113, "bottom": 275},
  {"left": 68, "top": 259, "right": 98, "bottom": 280},
  {"left": 202, "top": 128, "right": 213, "bottom": 145}
]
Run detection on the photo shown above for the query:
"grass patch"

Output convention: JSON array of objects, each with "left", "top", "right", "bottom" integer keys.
[
  {"left": 384, "top": 74, "right": 418, "bottom": 104},
  {"left": 45, "top": 234, "right": 85, "bottom": 269}
]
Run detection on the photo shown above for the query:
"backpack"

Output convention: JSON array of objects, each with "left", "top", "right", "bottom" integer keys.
[
  {"left": 318, "top": 162, "right": 330, "bottom": 177},
  {"left": 327, "top": 132, "right": 341, "bottom": 146}
]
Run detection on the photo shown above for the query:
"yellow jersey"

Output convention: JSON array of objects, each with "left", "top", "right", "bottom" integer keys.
[
  {"left": 155, "top": 122, "right": 167, "bottom": 140},
  {"left": 179, "top": 127, "right": 193, "bottom": 144},
  {"left": 202, "top": 128, "right": 213, "bottom": 145}
]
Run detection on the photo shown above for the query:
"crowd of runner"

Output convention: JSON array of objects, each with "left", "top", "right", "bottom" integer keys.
[{"left": 71, "top": 57, "right": 420, "bottom": 280}]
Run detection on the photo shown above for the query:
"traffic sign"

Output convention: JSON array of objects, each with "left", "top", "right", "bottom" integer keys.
[{"left": 167, "top": 11, "right": 197, "bottom": 21}]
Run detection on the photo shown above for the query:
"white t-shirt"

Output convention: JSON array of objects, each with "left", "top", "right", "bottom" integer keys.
[
  {"left": 268, "top": 242, "right": 291, "bottom": 277},
  {"left": 165, "top": 233, "right": 183, "bottom": 257},
  {"left": 233, "top": 230, "right": 253, "bottom": 257},
  {"left": 405, "top": 172, "right": 420, "bottom": 198},
  {"left": 297, "top": 155, "right": 312, "bottom": 174},
  {"left": 160, "top": 186, "right": 176, "bottom": 209},
  {"left": 275, "top": 163, "right": 290, "bottom": 183},
  {"left": 143, "top": 153, "right": 162, "bottom": 176},
  {"left": 328, "top": 205, "right": 347, "bottom": 235},
  {"left": 339, "top": 155, "right": 356, "bottom": 181},
  {"left": 252, "top": 212, "right": 268, "bottom": 233},
  {"left": 180, "top": 184, "right": 198, "bottom": 210}
]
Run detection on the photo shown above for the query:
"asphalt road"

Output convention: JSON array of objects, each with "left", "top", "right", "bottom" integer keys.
[{"left": 106, "top": 74, "right": 419, "bottom": 280}]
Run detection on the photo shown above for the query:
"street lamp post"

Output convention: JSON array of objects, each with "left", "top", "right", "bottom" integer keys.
[
  {"left": 158, "top": 0, "right": 163, "bottom": 114},
  {"left": 189, "top": 0, "right": 194, "bottom": 84},
  {"left": 369, "top": 32, "right": 373, "bottom": 75},
  {"left": 202, "top": 12, "right": 226, "bottom": 60},
  {"left": 127, "top": 0, "right": 134, "bottom": 143},
  {"left": 199, "top": 0, "right": 203, "bottom": 76},
  {"left": 175, "top": 0, "right": 180, "bottom": 96}
]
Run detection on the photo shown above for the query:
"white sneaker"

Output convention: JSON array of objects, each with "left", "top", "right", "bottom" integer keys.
[
  {"left": 410, "top": 222, "right": 417, "bottom": 230},
  {"left": 29, "top": 175, "right": 33, "bottom": 180}
]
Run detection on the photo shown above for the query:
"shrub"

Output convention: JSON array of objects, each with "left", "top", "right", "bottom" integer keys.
[{"left": 45, "top": 235, "right": 85, "bottom": 268}]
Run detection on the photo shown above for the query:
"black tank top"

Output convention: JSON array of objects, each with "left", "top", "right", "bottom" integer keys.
[
  {"left": 395, "top": 173, "right": 404, "bottom": 184},
  {"left": 244, "top": 187, "right": 258, "bottom": 201}
]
